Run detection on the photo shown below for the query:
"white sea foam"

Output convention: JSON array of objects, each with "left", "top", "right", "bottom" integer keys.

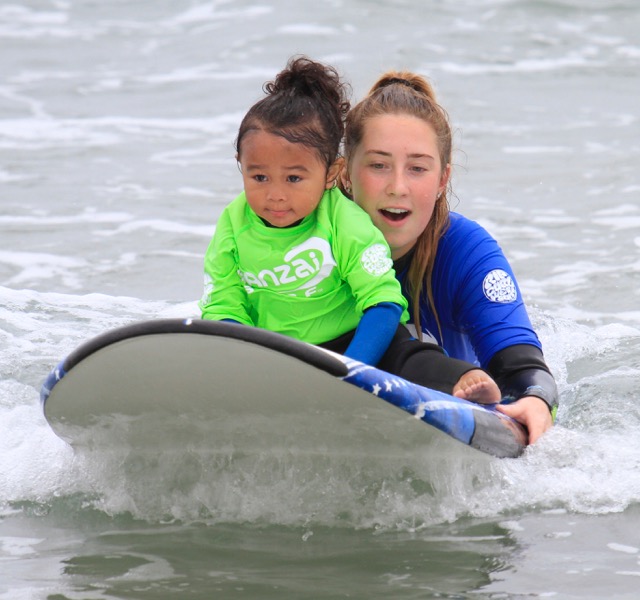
[
  {"left": 0, "top": 169, "right": 34, "bottom": 183},
  {"left": 608, "top": 543, "right": 639, "bottom": 554},
  {"left": 0, "top": 115, "right": 241, "bottom": 150},
  {"left": 0, "top": 251, "right": 87, "bottom": 288},
  {"left": 0, "top": 210, "right": 132, "bottom": 226},
  {"left": 617, "top": 45, "right": 640, "bottom": 58},
  {"left": 138, "top": 66, "right": 273, "bottom": 85},
  {"left": 92, "top": 219, "right": 214, "bottom": 238},
  {"left": 277, "top": 23, "right": 339, "bottom": 35},
  {"left": 438, "top": 55, "right": 594, "bottom": 75},
  {"left": 0, "top": 5, "right": 73, "bottom": 40},
  {"left": 168, "top": 2, "right": 271, "bottom": 27},
  {"left": 177, "top": 186, "right": 216, "bottom": 198},
  {"left": 0, "top": 118, "right": 120, "bottom": 149},
  {"left": 502, "top": 145, "right": 574, "bottom": 154},
  {"left": 0, "top": 536, "right": 45, "bottom": 558}
]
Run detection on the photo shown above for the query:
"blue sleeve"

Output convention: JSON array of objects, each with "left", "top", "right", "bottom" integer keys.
[
  {"left": 430, "top": 214, "right": 541, "bottom": 368},
  {"left": 344, "top": 302, "right": 402, "bottom": 366}
]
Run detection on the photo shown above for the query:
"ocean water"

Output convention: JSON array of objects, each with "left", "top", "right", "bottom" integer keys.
[{"left": 1, "top": 0, "right": 640, "bottom": 598}]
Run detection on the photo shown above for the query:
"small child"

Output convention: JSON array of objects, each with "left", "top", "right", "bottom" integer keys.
[{"left": 200, "top": 56, "right": 499, "bottom": 403}]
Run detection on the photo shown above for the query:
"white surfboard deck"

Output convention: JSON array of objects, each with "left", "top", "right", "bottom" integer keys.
[{"left": 41, "top": 319, "right": 526, "bottom": 459}]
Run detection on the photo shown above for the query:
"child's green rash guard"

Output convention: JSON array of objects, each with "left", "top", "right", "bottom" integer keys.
[{"left": 200, "top": 187, "right": 409, "bottom": 345}]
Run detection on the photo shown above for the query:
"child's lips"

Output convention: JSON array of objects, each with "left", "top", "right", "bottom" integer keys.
[{"left": 267, "top": 208, "right": 291, "bottom": 218}]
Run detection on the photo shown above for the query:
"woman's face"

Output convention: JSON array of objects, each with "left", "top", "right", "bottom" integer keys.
[{"left": 344, "top": 114, "right": 450, "bottom": 259}]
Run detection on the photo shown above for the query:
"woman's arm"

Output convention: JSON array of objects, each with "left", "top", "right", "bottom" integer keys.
[
  {"left": 487, "top": 344, "right": 558, "bottom": 411},
  {"left": 432, "top": 216, "right": 558, "bottom": 444},
  {"left": 488, "top": 344, "right": 558, "bottom": 444}
]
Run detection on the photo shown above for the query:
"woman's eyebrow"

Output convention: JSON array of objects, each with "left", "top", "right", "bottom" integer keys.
[{"left": 364, "top": 149, "right": 436, "bottom": 160}]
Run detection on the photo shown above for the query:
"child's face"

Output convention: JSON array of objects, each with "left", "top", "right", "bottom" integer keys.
[{"left": 238, "top": 130, "right": 338, "bottom": 228}]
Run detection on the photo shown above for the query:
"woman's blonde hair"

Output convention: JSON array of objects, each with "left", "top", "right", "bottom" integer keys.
[{"left": 343, "top": 71, "right": 452, "bottom": 341}]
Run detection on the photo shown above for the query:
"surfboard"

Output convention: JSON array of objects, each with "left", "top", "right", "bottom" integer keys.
[{"left": 40, "top": 318, "right": 527, "bottom": 459}]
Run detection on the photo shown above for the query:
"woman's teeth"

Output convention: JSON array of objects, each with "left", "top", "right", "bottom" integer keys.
[{"left": 381, "top": 208, "right": 409, "bottom": 221}]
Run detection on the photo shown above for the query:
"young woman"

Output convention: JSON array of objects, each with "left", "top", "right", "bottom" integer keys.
[
  {"left": 200, "top": 56, "right": 500, "bottom": 402},
  {"left": 341, "top": 72, "right": 558, "bottom": 443}
]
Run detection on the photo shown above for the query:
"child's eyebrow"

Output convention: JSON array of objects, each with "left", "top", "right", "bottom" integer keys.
[
  {"left": 244, "top": 163, "right": 311, "bottom": 172},
  {"left": 284, "top": 164, "right": 311, "bottom": 172}
]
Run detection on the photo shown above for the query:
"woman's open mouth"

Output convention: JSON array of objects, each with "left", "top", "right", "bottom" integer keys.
[{"left": 380, "top": 208, "right": 410, "bottom": 222}]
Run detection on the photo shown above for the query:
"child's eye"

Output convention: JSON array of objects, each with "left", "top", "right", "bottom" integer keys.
[
  {"left": 253, "top": 174, "right": 268, "bottom": 182},
  {"left": 287, "top": 175, "right": 302, "bottom": 183}
]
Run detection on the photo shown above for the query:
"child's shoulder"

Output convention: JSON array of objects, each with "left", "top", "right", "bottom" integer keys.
[
  {"left": 319, "top": 187, "right": 370, "bottom": 219},
  {"left": 222, "top": 191, "right": 253, "bottom": 220},
  {"left": 317, "top": 189, "right": 389, "bottom": 250},
  {"left": 226, "top": 191, "right": 248, "bottom": 210}
]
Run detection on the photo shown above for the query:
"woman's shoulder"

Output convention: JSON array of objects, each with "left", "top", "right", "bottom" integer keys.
[
  {"left": 445, "top": 211, "right": 494, "bottom": 240},
  {"left": 436, "top": 212, "right": 504, "bottom": 276},
  {"left": 438, "top": 212, "right": 494, "bottom": 252}
]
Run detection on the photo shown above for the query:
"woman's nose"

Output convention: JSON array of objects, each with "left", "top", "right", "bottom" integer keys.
[{"left": 386, "top": 171, "right": 409, "bottom": 196}]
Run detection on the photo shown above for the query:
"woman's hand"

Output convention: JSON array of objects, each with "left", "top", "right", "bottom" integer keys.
[{"left": 496, "top": 396, "right": 553, "bottom": 445}]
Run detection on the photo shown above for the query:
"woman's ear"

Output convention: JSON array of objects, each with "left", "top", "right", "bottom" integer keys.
[
  {"left": 325, "top": 157, "right": 344, "bottom": 189},
  {"left": 339, "top": 164, "right": 352, "bottom": 196},
  {"left": 438, "top": 163, "right": 451, "bottom": 196}
]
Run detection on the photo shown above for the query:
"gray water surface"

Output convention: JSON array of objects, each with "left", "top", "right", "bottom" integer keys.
[{"left": 2, "top": 1, "right": 640, "bottom": 598}]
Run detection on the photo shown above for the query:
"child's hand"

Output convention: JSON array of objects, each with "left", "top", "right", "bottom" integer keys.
[{"left": 453, "top": 369, "right": 501, "bottom": 405}]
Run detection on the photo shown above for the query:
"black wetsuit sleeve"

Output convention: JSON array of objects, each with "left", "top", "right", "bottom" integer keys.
[
  {"left": 487, "top": 344, "right": 558, "bottom": 412},
  {"left": 377, "top": 326, "right": 475, "bottom": 394}
]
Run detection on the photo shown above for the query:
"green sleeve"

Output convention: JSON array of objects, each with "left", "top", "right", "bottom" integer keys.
[
  {"left": 329, "top": 197, "right": 409, "bottom": 321},
  {"left": 199, "top": 208, "right": 254, "bottom": 325}
]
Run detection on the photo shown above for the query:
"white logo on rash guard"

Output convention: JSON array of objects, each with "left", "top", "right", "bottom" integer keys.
[
  {"left": 201, "top": 273, "right": 214, "bottom": 304},
  {"left": 361, "top": 243, "right": 393, "bottom": 276},
  {"left": 241, "top": 237, "right": 337, "bottom": 297},
  {"left": 483, "top": 269, "right": 517, "bottom": 303}
]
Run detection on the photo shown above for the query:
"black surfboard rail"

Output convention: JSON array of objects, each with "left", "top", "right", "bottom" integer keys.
[{"left": 59, "top": 318, "right": 348, "bottom": 377}]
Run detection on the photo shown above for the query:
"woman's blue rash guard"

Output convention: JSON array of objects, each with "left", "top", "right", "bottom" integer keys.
[{"left": 395, "top": 212, "right": 558, "bottom": 413}]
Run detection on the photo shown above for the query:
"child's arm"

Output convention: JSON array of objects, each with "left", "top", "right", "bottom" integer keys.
[
  {"left": 200, "top": 210, "right": 253, "bottom": 325},
  {"left": 343, "top": 302, "right": 402, "bottom": 366}
]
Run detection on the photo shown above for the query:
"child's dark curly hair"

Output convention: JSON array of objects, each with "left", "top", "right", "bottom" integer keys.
[{"left": 236, "top": 56, "right": 351, "bottom": 169}]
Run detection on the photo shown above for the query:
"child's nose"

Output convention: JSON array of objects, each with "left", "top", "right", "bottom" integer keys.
[{"left": 267, "top": 184, "right": 286, "bottom": 202}]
